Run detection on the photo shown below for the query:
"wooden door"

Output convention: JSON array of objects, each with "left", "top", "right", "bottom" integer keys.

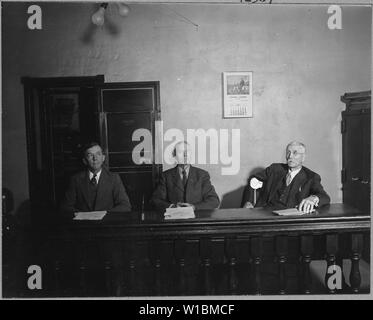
[
  {"left": 342, "top": 110, "right": 370, "bottom": 214},
  {"left": 22, "top": 76, "right": 104, "bottom": 217},
  {"left": 23, "top": 77, "right": 161, "bottom": 217},
  {"left": 98, "top": 82, "right": 162, "bottom": 211},
  {"left": 342, "top": 111, "right": 364, "bottom": 211},
  {"left": 361, "top": 111, "right": 371, "bottom": 214}
]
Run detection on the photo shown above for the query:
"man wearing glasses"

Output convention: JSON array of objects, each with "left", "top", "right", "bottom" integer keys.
[{"left": 242, "top": 141, "right": 330, "bottom": 213}]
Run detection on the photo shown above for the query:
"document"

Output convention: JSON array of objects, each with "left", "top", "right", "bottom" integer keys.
[
  {"left": 73, "top": 211, "right": 107, "bottom": 220},
  {"left": 164, "top": 207, "right": 195, "bottom": 220},
  {"left": 273, "top": 208, "right": 309, "bottom": 216}
]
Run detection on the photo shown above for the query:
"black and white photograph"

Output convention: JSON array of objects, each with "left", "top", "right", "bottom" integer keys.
[{"left": 1, "top": 0, "right": 371, "bottom": 303}]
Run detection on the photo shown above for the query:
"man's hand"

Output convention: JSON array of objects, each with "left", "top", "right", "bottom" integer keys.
[
  {"left": 243, "top": 201, "right": 254, "bottom": 209},
  {"left": 298, "top": 196, "right": 319, "bottom": 213}
]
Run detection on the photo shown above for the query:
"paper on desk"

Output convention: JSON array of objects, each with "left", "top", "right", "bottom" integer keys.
[
  {"left": 273, "top": 208, "right": 308, "bottom": 216},
  {"left": 73, "top": 211, "right": 107, "bottom": 220},
  {"left": 164, "top": 207, "right": 195, "bottom": 220}
]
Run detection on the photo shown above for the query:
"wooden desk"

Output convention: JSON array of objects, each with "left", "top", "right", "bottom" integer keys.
[{"left": 34, "top": 204, "right": 369, "bottom": 297}]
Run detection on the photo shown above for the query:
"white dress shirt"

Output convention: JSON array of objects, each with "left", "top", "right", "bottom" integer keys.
[
  {"left": 287, "top": 167, "right": 302, "bottom": 184},
  {"left": 178, "top": 165, "right": 190, "bottom": 180},
  {"left": 89, "top": 170, "right": 102, "bottom": 184}
]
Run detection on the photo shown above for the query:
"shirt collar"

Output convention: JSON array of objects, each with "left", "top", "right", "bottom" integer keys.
[
  {"left": 178, "top": 164, "right": 190, "bottom": 177},
  {"left": 288, "top": 166, "right": 302, "bottom": 179},
  {"left": 89, "top": 169, "right": 102, "bottom": 182}
]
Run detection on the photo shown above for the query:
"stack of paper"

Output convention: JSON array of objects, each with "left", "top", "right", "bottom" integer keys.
[
  {"left": 272, "top": 208, "right": 308, "bottom": 216},
  {"left": 73, "top": 211, "right": 107, "bottom": 220},
  {"left": 164, "top": 207, "right": 195, "bottom": 220}
]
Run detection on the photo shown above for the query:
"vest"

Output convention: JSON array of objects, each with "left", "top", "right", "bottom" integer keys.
[
  {"left": 87, "top": 181, "right": 98, "bottom": 209},
  {"left": 268, "top": 176, "right": 294, "bottom": 209}
]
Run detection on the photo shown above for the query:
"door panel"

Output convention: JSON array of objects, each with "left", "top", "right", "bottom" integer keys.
[
  {"left": 362, "top": 113, "right": 371, "bottom": 179},
  {"left": 46, "top": 88, "right": 100, "bottom": 206},
  {"left": 343, "top": 113, "right": 364, "bottom": 182},
  {"left": 102, "top": 87, "right": 155, "bottom": 112},
  {"left": 343, "top": 183, "right": 363, "bottom": 212},
  {"left": 99, "top": 82, "right": 161, "bottom": 210},
  {"left": 22, "top": 75, "right": 105, "bottom": 215},
  {"left": 362, "top": 112, "right": 371, "bottom": 214},
  {"left": 342, "top": 103, "right": 371, "bottom": 214},
  {"left": 106, "top": 113, "right": 152, "bottom": 155},
  {"left": 108, "top": 153, "right": 153, "bottom": 168}
]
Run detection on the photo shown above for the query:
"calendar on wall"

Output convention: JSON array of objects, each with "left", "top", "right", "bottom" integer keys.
[{"left": 223, "top": 71, "right": 253, "bottom": 118}]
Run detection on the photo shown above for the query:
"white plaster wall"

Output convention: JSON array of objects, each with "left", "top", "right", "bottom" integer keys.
[{"left": 2, "top": 2, "right": 371, "bottom": 211}]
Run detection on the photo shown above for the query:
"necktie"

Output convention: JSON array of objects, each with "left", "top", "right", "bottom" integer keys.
[
  {"left": 285, "top": 172, "right": 292, "bottom": 186},
  {"left": 91, "top": 174, "right": 97, "bottom": 187},
  {"left": 182, "top": 169, "right": 188, "bottom": 202},
  {"left": 182, "top": 169, "right": 188, "bottom": 187}
]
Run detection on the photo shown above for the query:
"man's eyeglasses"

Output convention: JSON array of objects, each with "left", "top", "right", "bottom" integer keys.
[{"left": 286, "top": 151, "right": 304, "bottom": 157}]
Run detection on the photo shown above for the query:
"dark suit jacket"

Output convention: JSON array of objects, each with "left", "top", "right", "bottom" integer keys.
[
  {"left": 151, "top": 166, "right": 220, "bottom": 211},
  {"left": 61, "top": 167, "right": 131, "bottom": 215},
  {"left": 242, "top": 163, "right": 330, "bottom": 208}
]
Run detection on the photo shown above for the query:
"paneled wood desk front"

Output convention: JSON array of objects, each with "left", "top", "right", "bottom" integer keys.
[{"left": 37, "top": 204, "right": 370, "bottom": 297}]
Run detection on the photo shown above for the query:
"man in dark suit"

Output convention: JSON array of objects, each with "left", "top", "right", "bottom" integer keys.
[
  {"left": 61, "top": 142, "right": 131, "bottom": 216},
  {"left": 242, "top": 141, "right": 330, "bottom": 213},
  {"left": 151, "top": 141, "right": 220, "bottom": 211}
]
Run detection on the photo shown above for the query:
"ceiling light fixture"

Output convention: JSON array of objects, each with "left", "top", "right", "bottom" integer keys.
[{"left": 91, "top": 2, "right": 130, "bottom": 26}]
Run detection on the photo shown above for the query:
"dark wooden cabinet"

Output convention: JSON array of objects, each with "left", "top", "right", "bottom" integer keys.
[
  {"left": 22, "top": 76, "right": 161, "bottom": 220},
  {"left": 341, "top": 91, "right": 371, "bottom": 214}
]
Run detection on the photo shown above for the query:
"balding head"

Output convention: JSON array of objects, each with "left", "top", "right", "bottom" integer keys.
[{"left": 173, "top": 141, "right": 192, "bottom": 165}]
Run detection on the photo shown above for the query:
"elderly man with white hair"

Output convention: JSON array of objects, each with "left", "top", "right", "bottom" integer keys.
[{"left": 242, "top": 141, "right": 330, "bottom": 213}]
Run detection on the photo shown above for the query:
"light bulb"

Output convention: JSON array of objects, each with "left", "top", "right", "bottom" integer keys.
[
  {"left": 117, "top": 3, "right": 130, "bottom": 17},
  {"left": 92, "top": 7, "right": 106, "bottom": 26}
]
